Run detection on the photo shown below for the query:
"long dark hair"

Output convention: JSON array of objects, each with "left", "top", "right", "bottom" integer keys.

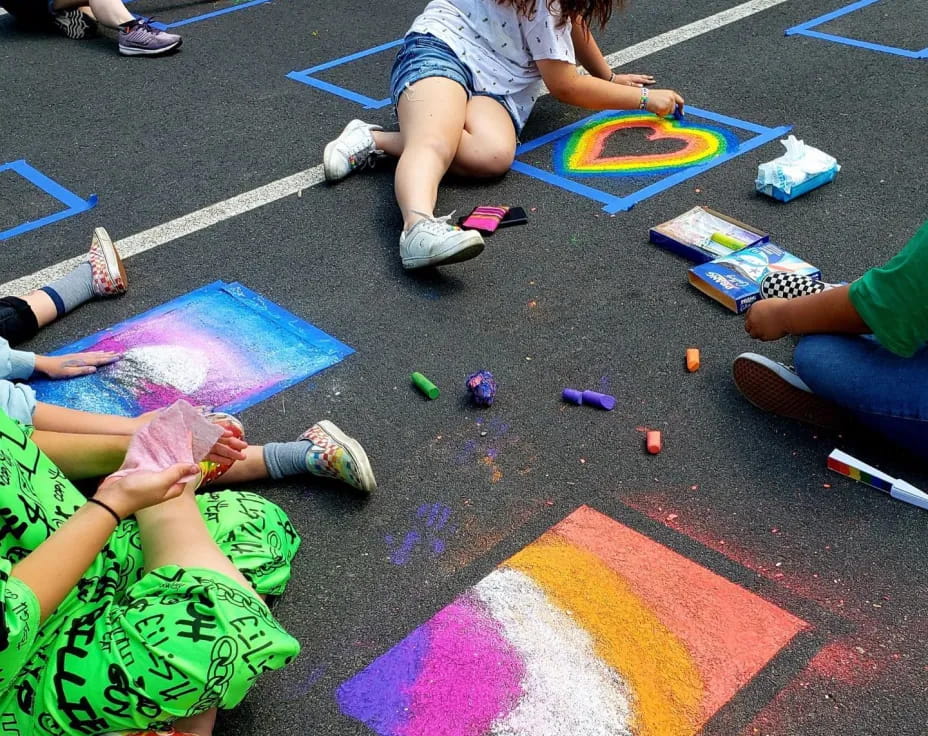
[{"left": 500, "top": 0, "right": 624, "bottom": 29}]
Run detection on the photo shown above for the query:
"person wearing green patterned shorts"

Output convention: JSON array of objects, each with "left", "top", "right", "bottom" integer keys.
[{"left": 0, "top": 408, "right": 302, "bottom": 735}]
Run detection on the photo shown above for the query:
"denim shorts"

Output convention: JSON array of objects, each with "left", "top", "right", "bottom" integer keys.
[{"left": 390, "top": 32, "right": 519, "bottom": 132}]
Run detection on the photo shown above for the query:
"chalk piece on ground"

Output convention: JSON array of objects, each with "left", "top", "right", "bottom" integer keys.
[
  {"left": 646, "top": 430, "right": 662, "bottom": 454},
  {"left": 581, "top": 390, "right": 616, "bottom": 411},
  {"left": 686, "top": 348, "right": 700, "bottom": 372},
  {"left": 465, "top": 370, "right": 497, "bottom": 406},
  {"left": 562, "top": 388, "right": 584, "bottom": 405},
  {"left": 411, "top": 371, "right": 439, "bottom": 399}
]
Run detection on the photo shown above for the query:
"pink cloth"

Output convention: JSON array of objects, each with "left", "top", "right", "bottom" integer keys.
[{"left": 106, "top": 400, "right": 224, "bottom": 484}]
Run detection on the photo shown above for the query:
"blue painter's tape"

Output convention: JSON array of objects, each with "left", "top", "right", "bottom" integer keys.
[
  {"left": 512, "top": 109, "right": 791, "bottom": 213},
  {"left": 126, "top": 0, "right": 272, "bottom": 29},
  {"left": 286, "top": 72, "right": 391, "bottom": 109},
  {"left": 288, "top": 38, "right": 404, "bottom": 109},
  {"left": 0, "top": 160, "right": 96, "bottom": 241},
  {"left": 785, "top": 0, "right": 881, "bottom": 33},
  {"left": 785, "top": 0, "right": 927, "bottom": 58}
]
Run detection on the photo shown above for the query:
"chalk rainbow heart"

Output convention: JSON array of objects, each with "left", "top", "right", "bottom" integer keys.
[
  {"left": 336, "top": 506, "right": 807, "bottom": 736},
  {"left": 554, "top": 112, "right": 741, "bottom": 178}
]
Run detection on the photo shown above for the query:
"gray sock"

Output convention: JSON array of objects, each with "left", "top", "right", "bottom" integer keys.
[
  {"left": 42, "top": 263, "right": 94, "bottom": 316},
  {"left": 263, "top": 441, "right": 308, "bottom": 480}
]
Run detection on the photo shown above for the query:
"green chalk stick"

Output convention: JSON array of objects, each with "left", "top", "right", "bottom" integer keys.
[
  {"left": 411, "top": 371, "right": 439, "bottom": 399},
  {"left": 710, "top": 231, "right": 747, "bottom": 250}
]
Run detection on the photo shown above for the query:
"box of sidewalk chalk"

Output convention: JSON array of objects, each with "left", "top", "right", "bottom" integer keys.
[
  {"left": 649, "top": 206, "right": 769, "bottom": 263},
  {"left": 687, "top": 243, "right": 821, "bottom": 313}
]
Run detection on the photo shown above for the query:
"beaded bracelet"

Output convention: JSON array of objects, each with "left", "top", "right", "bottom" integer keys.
[{"left": 639, "top": 86, "right": 649, "bottom": 110}]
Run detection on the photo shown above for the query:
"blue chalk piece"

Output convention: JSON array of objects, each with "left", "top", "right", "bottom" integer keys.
[
  {"left": 673, "top": 105, "right": 684, "bottom": 120},
  {"left": 466, "top": 370, "right": 497, "bottom": 406},
  {"left": 581, "top": 390, "right": 616, "bottom": 411},
  {"left": 562, "top": 388, "right": 584, "bottom": 405}
]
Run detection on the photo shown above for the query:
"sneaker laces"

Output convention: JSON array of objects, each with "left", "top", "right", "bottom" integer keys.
[{"left": 409, "top": 210, "right": 459, "bottom": 233}]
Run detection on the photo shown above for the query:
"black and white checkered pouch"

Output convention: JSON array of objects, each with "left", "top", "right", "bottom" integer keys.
[{"left": 759, "top": 272, "right": 837, "bottom": 300}]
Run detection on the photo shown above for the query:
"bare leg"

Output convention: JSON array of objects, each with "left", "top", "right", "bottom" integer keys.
[
  {"left": 32, "top": 430, "right": 129, "bottom": 480},
  {"left": 373, "top": 95, "right": 517, "bottom": 181},
  {"left": 214, "top": 445, "right": 268, "bottom": 485},
  {"left": 22, "top": 292, "right": 57, "bottom": 329},
  {"left": 53, "top": 0, "right": 132, "bottom": 26},
  {"left": 392, "top": 77, "right": 468, "bottom": 231},
  {"left": 32, "top": 401, "right": 143, "bottom": 435},
  {"left": 173, "top": 708, "right": 217, "bottom": 736}
]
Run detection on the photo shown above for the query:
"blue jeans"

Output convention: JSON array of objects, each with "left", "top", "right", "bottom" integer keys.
[
  {"left": 794, "top": 334, "right": 928, "bottom": 456},
  {"left": 390, "top": 32, "right": 519, "bottom": 132}
]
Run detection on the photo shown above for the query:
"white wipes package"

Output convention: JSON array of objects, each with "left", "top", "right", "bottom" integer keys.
[{"left": 756, "top": 135, "right": 840, "bottom": 201}]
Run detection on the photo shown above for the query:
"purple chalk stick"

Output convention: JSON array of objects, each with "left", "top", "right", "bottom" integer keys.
[
  {"left": 562, "top": 388, "right": 583, "bottom": 405},
  {"left": 581, "top": 390, "right": 616, "bottom": 410}
]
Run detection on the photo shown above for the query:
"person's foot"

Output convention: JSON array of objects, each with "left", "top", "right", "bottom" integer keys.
[
  {"left": 732, "top": 352, "right": 848, "bottom": 430},
  {"left": 88, "top": 227, "right": 128, "bottom": 297},
  {"left": 299, "top": 420, "right": 377, "bottom": 492},
  {"left": 760, "top": 272, "right": 838, "bottom": 300},
  {"left": 118, "top": 19, "right": 182, "bottom": 56},
  {"left": 51, "top": 8, "right": 97, "bottom": 39},
  {"left": 198, "top": 412, "right": 245, "bottom": 487},
  {"left": 323, "top": 119, "right": 383, "bottom": 182},
  {"left": 399, "top": 212, "right": 485, "bottom": 270}
]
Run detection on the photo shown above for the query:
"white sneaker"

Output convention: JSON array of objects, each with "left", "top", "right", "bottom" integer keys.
[
  {"left": 399, "top": 212, "right": 485, "bottom": 270},
  {"left": 323, "top": 119, "right": 383, "bottom": 182}
]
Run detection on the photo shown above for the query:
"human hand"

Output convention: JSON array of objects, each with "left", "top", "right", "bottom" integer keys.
[
  {"left": 745, "top": 299, "right": 792, "bottom": 340},
  {"left": 34, "top": 351, "right": 122, "bottom": 379},
  {"left": 95, "top": 463, "right": 200, "bottom": 518},
  {"left": 645, "top": 89, "right": 685, "bottom": 117},
  {"left": 612, "top": 73, "right": 654, "bottom": 87},
  {"left": 205, "top": 429, "right": 248, "bottom": 466}
]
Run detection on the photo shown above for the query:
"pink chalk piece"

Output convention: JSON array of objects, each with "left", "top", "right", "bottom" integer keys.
[
  {"left": 105, "top": 400, "right": 224, "bottom": 485},
  {"left": 646, "top": 430, "right": 662, "bottom": 454}
]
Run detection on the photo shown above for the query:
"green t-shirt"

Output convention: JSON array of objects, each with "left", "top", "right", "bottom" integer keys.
[{"left": 849, "top": 220, "right": 928, "bottom": 358}]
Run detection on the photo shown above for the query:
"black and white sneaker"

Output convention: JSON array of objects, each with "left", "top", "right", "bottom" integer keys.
[
  {"left": 732, "top": 352, "right": 849, "bottom": 429},
  {"left": 759, "top": 272, "right": 838, "bottom": 300},
  {"left": 51, "top": 8, "right": 97, "bottom": 39}
]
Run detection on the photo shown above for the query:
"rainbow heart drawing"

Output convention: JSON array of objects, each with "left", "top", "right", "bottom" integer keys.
[
  {"left": 554, "top": 111, "right": 741, "bottom": 178},
  {"left": 336, "top": 506, "right": 807, "bottom": 736}
]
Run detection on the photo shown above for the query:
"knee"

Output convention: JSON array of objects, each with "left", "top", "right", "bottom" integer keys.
[
  {"left": 414, "top": 134, "right": 458, "bottom": 165},
  {"left": 457, "top": 146, "right": 515, "bottom": 179}
]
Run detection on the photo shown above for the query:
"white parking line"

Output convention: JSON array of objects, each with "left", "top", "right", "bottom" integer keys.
[{"left": 1, "top": 0, "right": 790, "bottom": 296}]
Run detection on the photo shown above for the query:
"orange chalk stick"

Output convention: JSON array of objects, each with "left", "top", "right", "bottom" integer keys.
[
  {"left": 646, "top": 430, "right": 662, "bottom": 455},
  {"left": 686, "top": 348, "right": 700, "bottom": 372}
]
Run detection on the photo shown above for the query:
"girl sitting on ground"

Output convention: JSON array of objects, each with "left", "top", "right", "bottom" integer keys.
[{"left": 322, "top": 0, "right": 684, "bottom": 270}]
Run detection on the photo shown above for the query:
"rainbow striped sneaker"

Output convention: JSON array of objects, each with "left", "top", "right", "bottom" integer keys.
[
  {"left": 198, "top": 412, "right": 245, "bottom": 487},
  {"left": 299, "top": 420, "right": 377, "bottom": 492},
  {"left": 88, "top": 227, "right": 128, "bottom": 297}
]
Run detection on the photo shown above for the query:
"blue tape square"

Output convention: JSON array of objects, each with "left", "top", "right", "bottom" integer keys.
[
  {"left": 785, "top": 0, "right": 927, "bottom": 59},
  {"left": 287, "top": 39, "right": 403, "bottom": 109},
  {"left": 512, "top": 106, "right": 791, "bottom": 213},
  {"left": 0, "top": 160, "right": 97, "bottom": 241}
]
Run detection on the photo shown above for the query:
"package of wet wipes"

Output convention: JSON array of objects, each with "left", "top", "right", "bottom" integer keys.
[{"left": 756, "top": 135, "right": 840, "bottom": 202}]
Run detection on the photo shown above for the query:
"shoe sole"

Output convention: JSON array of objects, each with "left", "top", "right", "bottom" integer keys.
[
  {"left": 53, "top": 12, "right": 96, "bottom": 39},
  {"left": 732, "top": 356, "right": 847, "bottom": 430},
  {"left": 316, "top": 420, "right": 377, "bottom": 493},
  {"left": 119, "top": 38, "right": 182, "bottom": 56},
  {"left": 402, "top": 239, "right": 485, "bottom": 270},
  {"left": 93, "top": 227, "right": 128, "bottom": 293}
]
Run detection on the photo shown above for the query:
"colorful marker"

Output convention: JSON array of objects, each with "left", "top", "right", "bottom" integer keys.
[{"left": 827, "top": 449, "right": 928, "bottom": 511}]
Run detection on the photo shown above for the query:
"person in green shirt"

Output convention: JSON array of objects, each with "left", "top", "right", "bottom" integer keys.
[{"left": 732, "top": 220, "right": 928, "bottom": 457}]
